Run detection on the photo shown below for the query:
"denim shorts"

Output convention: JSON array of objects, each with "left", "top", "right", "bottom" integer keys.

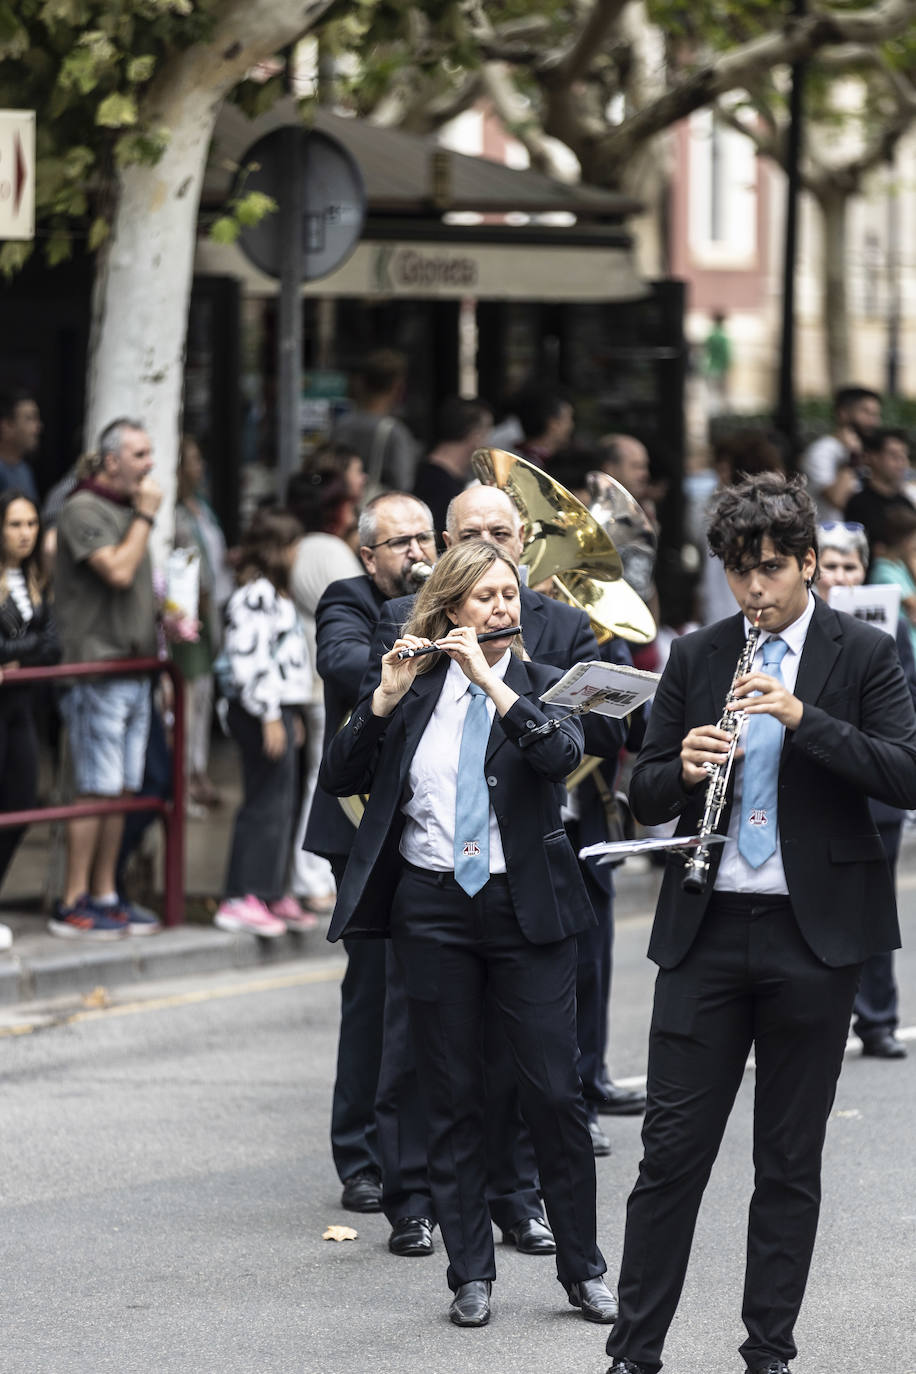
[{"left": 59, "top": 678, "right": 152, "bottom": 795}]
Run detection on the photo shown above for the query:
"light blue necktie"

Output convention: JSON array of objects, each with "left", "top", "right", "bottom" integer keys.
[
  {"left": 454, "top": 683, "right": 491, "bottom": 896},
  {"left": 738, "top": 636, "right": 790, "bottom": 869}
]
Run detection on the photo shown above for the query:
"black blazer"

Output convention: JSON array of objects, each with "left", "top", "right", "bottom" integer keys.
[
  {"left": 320, "top": 655, "right": 597, "bottom": 946},
  {"left": 0, "top": 591, "right": 60, "bottom": 712},
  {"left": 630, "top": 597, "right": 916, "bottom": 970},
  {"left": 303, "top": 574, "right": 389, "bottom": 861}
]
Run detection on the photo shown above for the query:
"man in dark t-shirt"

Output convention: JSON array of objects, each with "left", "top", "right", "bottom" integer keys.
[
  {"left": 844, "top": 427, "right": 914, "bottom": 560},
  {"left": 412, "top": 396, "right": 492, "bottom": 541}
]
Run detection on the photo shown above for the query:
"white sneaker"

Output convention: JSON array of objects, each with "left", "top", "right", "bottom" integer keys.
[
  {"left": 213, "top": 895, "right": 286, "bottom": 938},
  {"left": 0, "top": 922, "right": 11, "bottom": 951}
]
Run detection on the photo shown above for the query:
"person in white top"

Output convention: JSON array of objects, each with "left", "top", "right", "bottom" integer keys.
[
  {"left": 607, "top": 472, "right": 916, "bottom": 1374},
  {"left": 800, "top": 384, "right": 881, "bottom": 522},
  {"left": 321, "top": 540, "right": 617, "bottom": 1330},
  {"left": 213, "top": 508, "right": 313, "bottom": 939}
]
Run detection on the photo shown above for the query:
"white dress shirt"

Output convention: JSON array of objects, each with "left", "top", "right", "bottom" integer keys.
[
  {"left": 714, "top": 592, "right": 816, "bottom": 895},
  {"left": 400, "top": 651, "right": 511, "bottom": 873}
]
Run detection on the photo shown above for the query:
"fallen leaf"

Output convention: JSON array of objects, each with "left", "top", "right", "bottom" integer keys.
[
  {"left": 322, "top": 1225, "right": 358, "bottom": 1242},
  {"left": 82, "top": 986, "right": 111, "bottom": 1009}
]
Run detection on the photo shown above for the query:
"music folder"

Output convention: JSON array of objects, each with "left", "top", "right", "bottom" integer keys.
[{"left": 538, "top": 660, "right": 660, "bottom": 719}]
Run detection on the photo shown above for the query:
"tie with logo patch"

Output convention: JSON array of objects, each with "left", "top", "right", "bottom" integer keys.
[
  {"left": 454, "top": 682, "right": 491, "bottom": 896},
  {"left": 738, "top": 635, "right": 790, "bottom": 868}
]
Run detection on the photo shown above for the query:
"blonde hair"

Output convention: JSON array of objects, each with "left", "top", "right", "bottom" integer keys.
[{"left": 403, "top": 540, "right": 523, "bottom": 674}]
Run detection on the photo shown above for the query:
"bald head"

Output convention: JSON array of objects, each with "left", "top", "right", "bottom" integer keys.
[{"left": 444, "top": 486, "right": 525, "bottom": 565}]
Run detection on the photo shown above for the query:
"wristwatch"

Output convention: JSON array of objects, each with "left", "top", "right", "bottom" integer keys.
[{"left": 134, "top": 510, "right": 155, "bottom": 526}]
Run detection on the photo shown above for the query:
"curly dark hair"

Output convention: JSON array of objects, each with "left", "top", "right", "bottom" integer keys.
[{"left": 707, "top": 471, "right": 817, "bottom": 572}]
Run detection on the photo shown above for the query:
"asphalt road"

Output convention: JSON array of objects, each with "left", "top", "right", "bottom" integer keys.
[{"left": 1, "top": 893, "right": 914, "bottom": 1374}]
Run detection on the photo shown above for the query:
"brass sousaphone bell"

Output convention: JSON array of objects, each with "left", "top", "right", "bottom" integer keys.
[{"left": 470, "top": 448, "right": 656, "bottom": 645}]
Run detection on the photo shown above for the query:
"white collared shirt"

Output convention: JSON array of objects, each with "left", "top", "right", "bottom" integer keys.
[
  {"left": 400, "top": 651, "right": 511, "bottom": 873},
  {"left": 714, "top": 592, "right": 816, "bottom": 895}
]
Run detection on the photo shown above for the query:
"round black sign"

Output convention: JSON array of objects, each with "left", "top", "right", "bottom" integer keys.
[{"left": 235, "top": 127, "right": 366, "bottom": 282}]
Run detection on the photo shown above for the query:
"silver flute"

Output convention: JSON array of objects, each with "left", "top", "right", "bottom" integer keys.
[{"left": 682, "top": 614, "right": 762, "bottom": 893}]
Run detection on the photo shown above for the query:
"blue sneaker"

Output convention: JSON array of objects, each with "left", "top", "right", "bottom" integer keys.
[
  {"left": 88, "top": 897, "right": 162, "bottom": 937},
  {"left": 48, "top": 896, "right": 128, "bottom": 941}
]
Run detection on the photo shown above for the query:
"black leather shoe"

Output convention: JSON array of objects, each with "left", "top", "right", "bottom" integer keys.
[
  {"left": 568, "top": 1276, "right": 618, "bottom": 1323},
  {"left": 589, "top": 1118, "right": 612, "bottom": 1156},
  {"left": 449, "top": 1280, "right": 491, "bottom": 1327},
  {"left": 606, "top": 1362, "right": 647, "bottom": 1374},
  {"left": 340, "top": 1168, "right": 382, "bottom": 1213},
  {"left": 388, "top": 1216, "right": 434, "bottom": 1256},
  {"left": 750, "top": 1362, "right": 791, "bottom": 1374},
  {"left": 501, "top": 1215, "right": 556, "bottom": 1255},
  {"left": 590, "top": 1079, "right": 647, "bottom": 1115},
  {"left": 861, "top": 1030, "right": 907, "bottom": 1059}
]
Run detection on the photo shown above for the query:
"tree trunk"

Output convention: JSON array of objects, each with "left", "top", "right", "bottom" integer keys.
[
  {"left": 816, "top": 186, "right": 851, "bottom": 393},
  {"left": 84, "top": 0, "right": 336, "bottom": 564}
]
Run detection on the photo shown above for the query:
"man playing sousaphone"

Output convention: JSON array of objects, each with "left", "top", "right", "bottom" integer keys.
[{"left": 606, "top": 472, "right": 916, "bottom": 1374}]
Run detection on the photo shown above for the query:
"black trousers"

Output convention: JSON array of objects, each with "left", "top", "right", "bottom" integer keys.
[
  {"left": 224, "top": 702, "right": 297, "bottom": 903},
  {"left": 329, "top": 853, "right": 388, "bottom": 1184},
  {"left": 608, "top": 895, "right": 860, "bottom": 1373},
  {"left": 574, "top": 862, "right": 614, "bottom": 1111},
  {"left": 0, "top": 699, "right": 40, "bottom": 890},
  {"left": 852, "top": 821, "right": 901, "bottom": 1040},
  {"left": 391, "top": 864, "right": 604, "bottom": 1293}
]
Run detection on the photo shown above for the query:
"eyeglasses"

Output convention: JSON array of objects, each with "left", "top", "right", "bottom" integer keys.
[
  {"left": 368, "top": 531, "right": 437, "bottom": 553},
  {"left": 820, "top": 522, "right": 865, "bottom": 534}
]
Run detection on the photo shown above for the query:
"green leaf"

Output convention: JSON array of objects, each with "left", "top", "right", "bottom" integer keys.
[
  {"left": 234, "top": 190, "right": 277, "bottom": 227},
  {"left": 127, "top": 54, "right": 156, "bottom": 83},
  {"left": 46, "top": 228, "right": 72, "bottom": 267},
  {"left": 96, "top": 91, "right": 139, "bottom": 127},
  {"left": 0, "top": 240, "right": 33, "bottom": 280},
  {"left": 87, "top": 215, "right": 110, "bottom": 251},
  {"left": 209, "top": 216, "right": 240, "bottom": 244}
]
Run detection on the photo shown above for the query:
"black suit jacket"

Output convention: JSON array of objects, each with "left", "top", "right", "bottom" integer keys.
[
  {"left": 303, "top": 574, "right": 389, "bottom": 860},
  {"left": 320, "top": 655, "right": 597, "bottom": 946},
  {"left": 630, "top": 597, "right": 916, "bottom": 969}
]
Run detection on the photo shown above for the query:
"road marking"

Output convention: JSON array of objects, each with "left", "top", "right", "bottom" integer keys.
[{"left": 0, "top": 961, "right": 347, "bottom": 1038}]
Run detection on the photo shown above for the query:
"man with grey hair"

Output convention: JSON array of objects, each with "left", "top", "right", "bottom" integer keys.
[
  {"left": 304, "top": 490, "right": 437, "bottom": 1213},
  {"left": 49, "top": 418, "right": 163, "bottom": 940}
]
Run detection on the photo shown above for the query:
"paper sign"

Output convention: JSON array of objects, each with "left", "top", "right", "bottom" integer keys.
[
  {"left": 828, "top": 584, "right": 900, "bottom": 637},
  {"left": 539, "top": 661, "right": 659, "bottom": 719}
]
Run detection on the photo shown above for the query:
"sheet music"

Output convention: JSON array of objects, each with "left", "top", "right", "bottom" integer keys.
[{"left": 539, "top": 661, "right": 660, "bottom": 719}]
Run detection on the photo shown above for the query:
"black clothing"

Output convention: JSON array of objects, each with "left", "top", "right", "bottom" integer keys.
[
  {"left": 412, "top": 462, "right": 464, "bottom": 543},
  {"left": 844, "top": 482, "right": 915, "bottom": 558}
]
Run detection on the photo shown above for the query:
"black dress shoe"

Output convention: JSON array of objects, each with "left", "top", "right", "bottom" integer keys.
[
  {"left": 568, "top": 1276, "right": 618, "bottom": 1323},
  {"left": 590, "top": 1079, "right": 647, "bottom": 1115},
  {"left": 750, "top": 1362, "right": 791, "bottom": 1374},
  {"left": 449, "top": 1280, "right": 491, "bottom": 1327},
  {"left": 388, "top": 1216, "right": 434, "bottom": 1256},
  {"left": 340, "top": 1167, "right": 382, "bottom": 1213},
  {"left": 589, "top": 1118, "right": 612, "bottom": 1157},
  {"left": 501, "top": 1215, "right": 557, "bottom": 1254},
  {"left": 860, "top": 1030, "right": 908, "bottom": 1059},
  {"left": 606, "top": 1362, "right": 647, "bottom": 1374}
]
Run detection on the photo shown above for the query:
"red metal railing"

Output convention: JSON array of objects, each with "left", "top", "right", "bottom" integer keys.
[{"left": 0, "top": 657, "right": 185, "bottom": 925}]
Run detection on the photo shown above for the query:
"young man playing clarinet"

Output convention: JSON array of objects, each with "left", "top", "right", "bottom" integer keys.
[{"left": 606, "top": 472, "right": 916, "bottom": 1374}]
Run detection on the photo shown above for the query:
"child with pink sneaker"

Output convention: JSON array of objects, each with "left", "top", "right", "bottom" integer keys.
[{"left": 213, "top": 508, "right": 318, "bottom": 938}]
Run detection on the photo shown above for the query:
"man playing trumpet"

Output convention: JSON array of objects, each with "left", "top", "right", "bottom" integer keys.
[{"left": 606, "top": 472, "right": 916, "bottom": 1374}]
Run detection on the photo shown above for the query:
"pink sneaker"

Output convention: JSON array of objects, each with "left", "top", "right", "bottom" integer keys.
[
  {"left": 269, "top": 895, "right": 320, "bottom": 932},
  {"left": 214, "top": 895, "right": 286, "bottom": 938}
]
